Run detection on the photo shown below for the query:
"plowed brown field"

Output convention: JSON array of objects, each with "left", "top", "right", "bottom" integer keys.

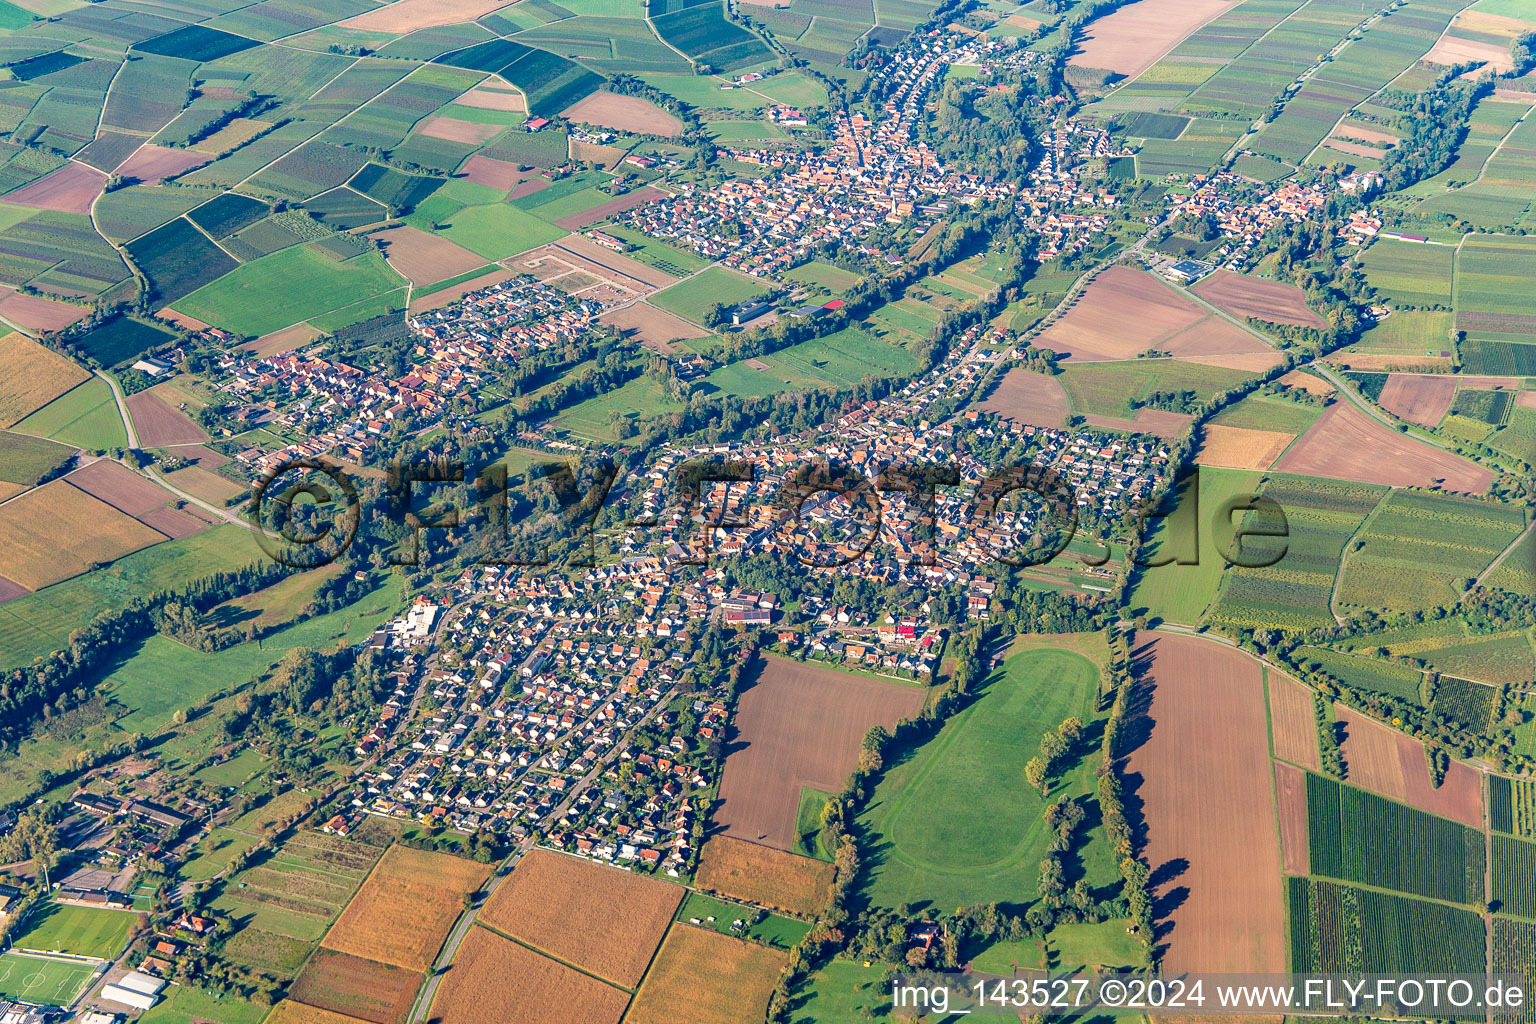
[
  {"left": 1275, "top": 402, "right": 1492, "bottom": 493},
  {"left": 1274, "top": 760, "right": 1310, "bottom": 876},
  {"left": 1333, "top": 704, "right": 1483, "bottom": 828},
  {"left": 979, "top": 367, "right": 1069, "bottom": 426},
  {"left": 1377, "top": 373, "right": 1456, "bottom": 427},
  {"left": 1194, "top": 270, "right": 1327, "bottom": 329}
]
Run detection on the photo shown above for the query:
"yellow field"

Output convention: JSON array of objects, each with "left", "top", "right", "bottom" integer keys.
[
  {"left": 625, "top": 925, "right": 788, "bottom": 1024},
  {"left": 0, "top": 333, "right": 90, "bottom": 427},
  {"left": 321, "top": 845, "right": 491, "bottom": 972},
  {"left": 1194, "top": 424, "right": 1294, "bottom": 471},
  {"left": 0, "top": 478, "right": 165, "bottom": 588},
  {"left": 478, "top": 849, "right": 683, "bottom": 989},
  {"left": 694, "top": 837, "right": 832, "bottom": 918}
]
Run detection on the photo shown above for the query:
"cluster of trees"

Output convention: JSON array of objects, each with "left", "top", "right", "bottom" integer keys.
[
  {"left": 1314, "top": 691, "right": 1346, "bottom": 778},
  {"left": 0, "top": 808, "right": 60, "bottom": 888},
  {"left": 1024, "top": 716, "right": 1084, "bottom": 793},
  {"left": 1379, "top": 66, "right": 1490, "bottom": 193}
]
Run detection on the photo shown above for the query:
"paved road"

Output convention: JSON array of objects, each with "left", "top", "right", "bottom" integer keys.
[{"left": 95, "top": 369, "right": 139, "bottom": 448}]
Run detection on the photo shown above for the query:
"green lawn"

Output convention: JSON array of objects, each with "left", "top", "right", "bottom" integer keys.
[
  {"left": 193, "top": 747, "right": 266, "bottom": 789},
  {"left": 855, "top": 645, "right": 1109, "bottom": 911},
  {"left": 677, "top": 892, "right": 812, "bottom": 949},
  {"left": 555, "top": 374, "right": 681, "bottom": 442},
  {"left": 12, "top": 903, "right": 134, "bottom": 958},
  {"left": 792, "top": 786, "right": 835, "bottom": 862},
  {"left": 704, "top": 119, "right": 787, "bottom": 141},
  {"left": 139, "top": 984, "right": 270, "bottom": 1024},
  {"left": 1049, "top": 919, "right": 1144, "bottom": 969},
  {"left": 434, "top": 202, "right": 568, "bottom": 260},
  {"left": 173, "top": 244, "right": 403, "bottom": 337},
  {"left": 0, "top": 952, "right": 97, "bottom": 1005},
  {"left": 180, "top": 826, "right": 263, "bottom": 883},
  {"left": 13, "top": 378, "right": 126, "bottom": 450},
  {"left": 650, "top": 266, "right": 767, "bottom": 323},
  {"left": 703, "top": 326, "right": 922, "bottom": 399},
  {"left": 793, "top": 958, "right": 897, "bottom": 1022},
  {"left": 1128, "top": 467, "right": 1263, "bottom": 626},
  {"left": 784, "top": 260, "right": 861, "bottom": 295}
]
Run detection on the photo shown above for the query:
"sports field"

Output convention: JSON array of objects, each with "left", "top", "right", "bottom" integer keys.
[
  {"left": 855, "top": 643, "right": 1110, "bottom": 910},
  {"left": 11, "top": 902, "right": 134, "bottom": 958},
  {"left": 0, "top": 952, "right": 97, "bottom": 1006},
  {"left": 650, "top": 266, "right": 767, "bottom": 323}
]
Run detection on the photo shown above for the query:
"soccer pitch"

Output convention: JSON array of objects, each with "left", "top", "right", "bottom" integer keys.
[{"left": 0, "top": 952, "right": 97, "bottom": 1007}]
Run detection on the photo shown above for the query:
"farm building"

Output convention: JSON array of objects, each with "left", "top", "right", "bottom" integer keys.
[{"left": 100, "top": 972, "right": 165, "bottom": 1011}]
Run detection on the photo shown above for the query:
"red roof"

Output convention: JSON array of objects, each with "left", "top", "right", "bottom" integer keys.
[{"left": 822, "top": 299, "right": 846, "bottom": 310}]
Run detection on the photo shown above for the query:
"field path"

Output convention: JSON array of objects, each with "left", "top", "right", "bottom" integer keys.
[
  {"left": 1470, "top": 517, "right": 1536, "bottom": 593},
  {"left": 1328, "top": 488, "right": 1391, "bottom": 625},
  {"left": 1307, "top": 360, "right": 1456, "bottom": 449},
  {"left": 94, "top": 369, "right": 138, "bottom": 448}
]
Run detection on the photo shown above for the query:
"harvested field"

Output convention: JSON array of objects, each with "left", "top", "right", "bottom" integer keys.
[
  {"left": 716, "top": 656, "right": 926, "bottom": 851},
  {"left": 0, "top": 291, "right": 88, "bottom": 333},
  {"left": 1425, "top": 34, "right": 1512, "bottom": 72},
  {"left": 1084, "top": 408, "right": 1192, "bottom": 437},
  {"left": 453, "top": 85, "right": 524, "bottom": 112},
  {"left": 1335, "top": 122, "right": 1399, "bottom": 146},
  {"left": 115, "top": 145, "right": 209, "bottom": 185},
  {"left": 1193, "top": 270, "right": 1327, "bottom": 329},
  {"left": 460, "top": 155, "right": 531, "bottom": 191},
  {"left": 1334, "top": 705, "right": 1483, "bottom": 829},
  {"left": 126, "top": 390, "right": 207, "bottom": 447},
  {"left": 341, "top": 0, "right": 513, "bottom": 33},
  {"left": 268, "top": 1002, "right": 373, "bottom": 1024},
  {"left": 163, "top": 465, "right": 244, "bottom": 505},
  {"left": 553, "top": 187, "right": 664, "bottom": 230},
  {"left": 1180, "top": 350, "right": 1284, "bottom": 372},
  {"left": 4, "top": 162, "right": 106, "bottom": 215},
  {"left": 372, "top": 226, "right": 486, "bottom": 287},
  {"left": 409, "top": 268, "right": 514, "bottom": 314},
  {"left": 1268, "top": 672, "right": 1320, "bottom": 771},
  {"left": 598, "top": 301, "right": 708, "bottom": 352},
  {"left": 625, "top": 925, "right": 787, "bottom": 1024},
  {"left": 156, "top": 308, "right": 211, "bottom": 332},
  {"left": 430, "top": 926, "right": 628, "bottom": 1024},
  {"left": 978, "top": 366, "right": 1069, "bottom": 426},
  {"left": 0, "top": 478, "right": 165, "bottom": 589},
  {"left": 321, "top": 846, "right": 491, "bottom": 972},
  {"left": 562, "top": 91, "right": 683, "bottom": 137},
  {"left": 1377, "top": 373, "right": 1456, "bottom": 427},
  {"left": 66, "top": 459, "right": 172, "bottom": 516},
  {"left": 136, "top": 505, "right": 208, "bottom": 538},
  {"left": 0, "top": 575, "right": 29, "bottom": 603},
  {"left": 417, "top": 116, "right": 502, "bottom": 145},
  {"left": 1275, "top": 402, "right": 1493, "bottom": 493},
  {"left": 569, "top": 140, "right": 626, "bottom": 169},
  {"left": 1036, "top": 267, "right": 1203, "bottom": 360},
  {"left": 1123, "top": 632, "right": 1284, "bottom": 974},
  {"left": 1160, "top": 316, "right": 1277, "bottom": 360},
  {"left": 246, "top": 323, "right": 322, "bottom": 357},
  {"left": 694, "top": 837, "right": 832, "bottom": 919},
  {"left": 1273, "top": 760, "right": 1309, "bottom": 878},
  {"left": 1324, "top": 139, "right": 1388, "bottom": 160},
  {"left": 1194, "top": 424, "right": 1292, "bottom": 470},
  {"left": 0, "top": 334, "right": 91, "bottom": 427},
  {"left": 1069, "top": 0, "right": 1235, "bottom": 78},
  {"left": 289, "top": 948, "right": 420, "bottom": 1024},
  {"left": 478, "top": 849, "right": 682, "bottom": 988},
  {"left": 1278, "top": 369, "right": 1334, "bottom": 396},
  {"left": 511, "top": 177, "right": 551, "bottom": 200}
]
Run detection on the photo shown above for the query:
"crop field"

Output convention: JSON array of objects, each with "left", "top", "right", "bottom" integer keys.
[
  {"left": 1210, "top": 392, "right": 1325, "bottom": 434},
  {"left": 652, "top": 1, "right": 773, "bottom": 73},
  {"left": 0, "top": 478, "right": 165, "bottom": 590},
  {"left": 625, "top": 925, "right": 788, "bottom": 1024},
  {"left": 480, "top": 849, "right": 682, "bottom": 987},
  {"left": 1333, "top": 704, "right": 1484, "bottom": 828},
  {"left": 187, "top": 193, "right": 269, "bottom": 239},
  {"left": 1490, "top": 776, "right": 1536, "bottom": 839},
  {"left": 0, "top": 428, "right": 69, "bottom": 485},
  {"left": 1276, "top": 401, "right": 1494, "bottom": 493},
  {"left": 0, "top": 332, "right": 89, "bottom": 427},
  {"left": 1271, "top": 672, "right": 1322, "bottom": 772},
  {"left": 429, "top": 201, "right": 567, "bottom": 260},
  {"left": 174, "top": 245, "right": 403, "bottom": 337},
  {"left": 287, "top": 948, "right": 420, "bottom": 1024},
  {"left": 717, "top": 655, "right": 925, "bottom": 853},
  {"left": 1493, "top": 918, "right": 1536, "bottom": 1024},
  {"left": 92, "top": 185, "right": 213, "bottom": 245},
  {"left": 1492, "top": 834, "right": 1536, "bottom": 920},
  {"left": 1455, "top": 235, "right": 1536, "bottom": 373},
  {"left": 856, "top": 645, "right": 1111, "bottom": 911},
  {"left": 126, "top": 217, "right": 240, "bottom": 306},
  {"left": 1035, "top": 266, "right": 1202, "bottom": 359},
  {"left": 430, "top": 925, "right": 629, "bottom": 1024},
  {"left": 1212, "top": 475, "right": 1386, "bottom": 631},
  {"left": 1125, "top": 633, "right": 1284, "bottom": 973},
  {"left": 1335, "top": 619, "right": 1535, "bottom": 687},
  {"left": 1359, "top": 239, "right": 1455, "bottom": 308},
  {"left": 12, "top": 376, "right": 125, "bottom": 451},
  {"left": 1433, "top": 674, "right": 1499, "bottom": 729},
  {"left": 12, "top": 902, "right": 134, "bottom": 958},
  {"left": 1194, "top": 423, "right": 1293, "bottom": 470},
  {"left": 322, "top": 845, "right": 490, "bottom": 971},
  {"left": 1347, "top": 311, "right": 1455, "bottom": 363},
  {"left": 1307, "top": 772, "right": 1485, "bottom": 904},
  {"left": 350, "top": 163, "right": 444, "bottom": 212},
  {"left": 1193, "top": 270, "right": 1327, "bottom": 328},
  {"left": 1288, "top": 877, "right": 1486, "bottom": 973},
  {"left": 1058, "top": 358, "right": 1254, "bottom": 419},
  {"left": 694, "top": 837, "right": 833, "bottom": 918},
  {"left": 704, "top": 325, "right": 922, "bottom": 399},
  {"left": 1129, "top": 467, "right": 1263, "bottom": 625},
  {"left": 0, "top": 952, "right": 97, "bottom": 1006},
  {"left": 1334, "top": 490, "right": 1524, "bottom": 613}
]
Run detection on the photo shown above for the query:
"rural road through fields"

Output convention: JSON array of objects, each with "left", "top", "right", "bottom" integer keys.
[
  {"left": 1305, "top": 361, "right": 1457, "bottom": 449},
  {"left": 406, "top": 680, "right": 684, "bottom": 1024}
]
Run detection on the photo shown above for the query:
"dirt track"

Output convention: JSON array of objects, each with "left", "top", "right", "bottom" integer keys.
[{"left": 715, "top": 657, "right": 926, "bottom": 850}]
